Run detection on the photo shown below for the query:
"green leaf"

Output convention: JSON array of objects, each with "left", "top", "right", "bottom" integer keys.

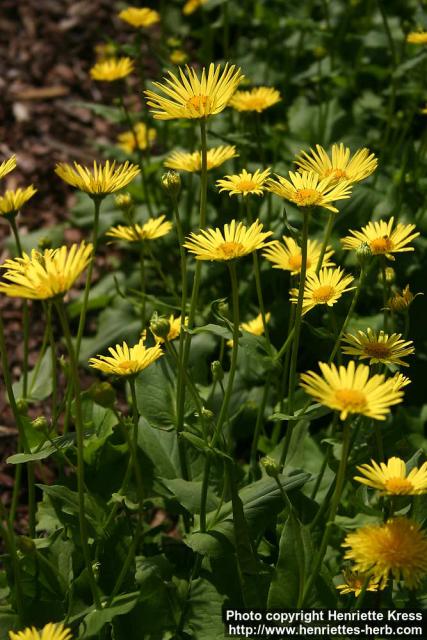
[
  {"left": 7, "top": 432, "right": 76, "bottom": 464},
  {"left": 190, "top": 323, "right": 233, "bottom": 339},
  {"left": 184, "top": 578, "right": 225, "bottom": 640},
  {"left": 135, "top": 360, "right": 176, "bottom": 428},
  {"left": 12, "top": 348, "right": 52, "bottom": 402},
  {"left": 161, "top": 478, "right": 219, "bottom": 513},
  {"left": 78, "top": 592, "right": 140, "bottom": 638},
  {"left": 138, "top": 419, "right": 181, "bottom": 479}
]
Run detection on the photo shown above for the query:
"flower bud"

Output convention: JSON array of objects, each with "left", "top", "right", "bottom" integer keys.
[
  {"left": 150, "top": 313, "right": 171, "bottom": 340},
  {"left": 261, "top": 456, "right": 280, "bottom": 478},
  {"left": 201, "top": 407, "right": 214, "bottom": 420},
  {"left": 88, "top": 382, "right": 116, "bottom": 408},
  {"left": 161, "top": 171, "right": 181, "bottom": 198},
  {"left": 356, "top": 242, "right": 372, "bottom": 267},
  {"left": 115, "top": 193, "right": 133, "bottom": 211},
  {"left": 384, "top": 267, "right": 395, "bottom": 283},
  {"left": 32, "top": 416, "right": 49, "bottom": 432},
  {"left": 16, "top": 398, "right": 28, "bottom": 414},
  {"left": 211, "top": 360, "right": 224, "bottom": 382}
]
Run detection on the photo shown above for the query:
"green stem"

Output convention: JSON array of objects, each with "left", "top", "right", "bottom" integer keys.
[
  {"left": 54, "top": 299, "right": 101, "bottom": 608},
  {"left": 0, "top": 500, "right": 24, "bottom": 622},
  {"left": 315, "top": 211, "right": 334, "bottom": 274},
  {"left": 46, "top": 302, "right": 58, "bottom": 420},
  {"left": 280, "top": 210, "right": 310, "bottom": 467},
  {"left": 139, "top": 242, "right": 146, "bottom": 330},
  {"left": 328, "top": 266, "right": 366, "bottom": 363},
  {"left": 75, "top": 197, "right": 102, "bottom": 358},
  {"left": 300, "top": 418, "right": 352, "bottom": 606},
  {"left": 9, "top": 216, "right": 29, "bottom": 399},
  {"left": 250, "top": 372, "right": 272, "bottom": 478},
  {"left": 381, "top": 257, "right": 389, "bottom": 332}
]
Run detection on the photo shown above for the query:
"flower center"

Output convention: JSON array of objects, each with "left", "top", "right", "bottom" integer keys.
[
  {"left": 217, "top": 241, "right": 245, "bottom": 260},
  {"left": 364, "top": 342, "right": 391, "bottom": 359},
  {"left": 288, "top": 254, "right": 312, "bottom": 272},
  {"left": 118, "top": 360, "right": 134, "bottom": 371},
  {"left": 312, "top": 284, "right": 335, "bottom": 303},
  {"left": 238, "top": 180, "right": 257, "bottom": 192},
  {"left": 246, "top": 97, "right": 266, "bottom": 111},
  {"left": 294, "top": 188, "right": 322, "bottom": 207},
  {"left": 384, "top": 477, "right": 414, "bottom": 494},
  {"left": 325, "top": 168, "right": 348, "bottom": 181},
  {"left": 187, "top": 94, "right": 210, "bottom": 114},
  {"left": 335, "top": 389, "right": 367, "bottom": 412},
  {"left": 369, "top": 236, "right": 393, "bottom": 254}
]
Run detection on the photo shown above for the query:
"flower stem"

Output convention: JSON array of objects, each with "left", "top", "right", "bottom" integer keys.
[
  {"left": 315, "top": 211, "right": 334, "bottom": 274},
  {"left": 139, "top": 241, "right": 146, "bottom": 330},
  {"left": 54, "top": 299, "right": 101, "bottom": 609},
  {"left": 9, "top": 216, "right": 29, "bottom": 399},
  {"left": 380, "top": 257, "right": 389, "bottom": 332},
  {"left": 46, "top": 302, "right": 58, "bottom": 420},
  {"left": 75, "top": 196, "right": 102, "bottom": 358},
  {"left": 300, "top": 418, "right": 352, "bottom": 606},
  {"left": 328, "top": 265, "right": 366, "bottom": 363}
]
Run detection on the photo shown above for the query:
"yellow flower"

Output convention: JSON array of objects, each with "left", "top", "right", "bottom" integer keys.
[
  {"left": 336, "top": 569, "right": 381, "bottom": 597},
  {"left": 354, "top": 457, "right": 427, "bottom": 495},
  {"left": 0, "top": 185, "right": 37, "bottom": 216},
  {"left": 9, "top": 622, "right": 72, "bottom": 640},
  {"left": 342, "top": 328, "right": 414, "bottom": 367},
  {"left": 0, "top": 243, "right": 92, "bottom": 300},
  {"left": 229, "top": 86, "right": 281, "bottom": 113},
  {"left": 183, "top": 0, "right": 207, "bottom": 15},
  {"left": 90, "top": 57, "right": 134, "bottom": 82},
  {"left": 267, "top": 170, "right": 352, "bottom": 212},
  {"left": 341, "top": 217, "right": 419, "bottom": 260},
  {"left": 164, "top": 146, "right": 237, "bottom": 172},
  {"left": 0, "top": 156, "right": 17, "bottom": 180},
  {"left": 151, "top": 314, "right": 188, "bottom": 343},
  {"left": 262, "top": 236, "right": 334, "bottom": 275},
  {"left": 295, "top": 143, "right": 377, "bottom": 185},
  {"left": 118, "top": 7, "right": 160, "bottom": 28},
  {"left": 227, "top": 312, "right": 271, "bottom": 347},
  {"left": 117, "top": 123, "right": 157, "bottom": 154},
  {"left": 386, "top": 285, "right": 422, "bottom": 312},
  {"left": 300, "top": 360, "right": 404, "bottom": 421},
  {"left": 290, "top": 267, "right": 355, "bottom": 316},
  {"left": 89, "top": 338, "right": 163, "bottom": 376},
  {"left": 145, "top": 63, "right": 243, "bottom": 120},
  {"left": 170, "top": 50, "right": 188, "bottom": 65},
  {"left": 391, "top": 372, "right": 411, "bottom": 391},
  {"left": 216, "top": 168, "right": 271, "bottom": 197},
  {"left": 55, "top": 161, "right": 140, "bottom": 196},
  {"left": 343, "top": 518, "right": 427, "bottom": 589},
  {"left": 106, "top": 216, "right": 172, "bottom": 242},
  {"left": 184, "top": 219, "right": 272, "bottom": 261},
  {"left": 407, "top": 31, "right": 427, "bottom": 44}
]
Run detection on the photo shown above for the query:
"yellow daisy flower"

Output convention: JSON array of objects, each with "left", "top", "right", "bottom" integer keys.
[
  {"left": 290, "top": 267, "right": 355, "bottom": 316},
  {"left": 0, "top": 243, "right": 92, "bottom": 300},
  {"left": 183, "top": 0, "right": 207, "bottom": 15},
  {"left": 164, "top": 146, "right": 237, "bottom": 172},
  {"left": 295, "top": 143, "right": 377, "bottom": 184},
  {"left": 90, "top": 57, "right": 134, "bottom": 82},
  {"left": 229, "top": 86, "right": 281, "bottom": 113},
  {"left": 0, "top": 185, "right": 37, "bottom": 216},
  {"left": 227, "top": 312, "right": 271, "bottom": 347},
  {"left": 336, "top": 569, "right": 381, "bottom": 597},
  {"left": 151, "top": 314, "right": 188, "bottom": 343},
  {"left": 386, "top": 285, "right": 422, "bottom": 312},
  {"left": 267, "top": 170, "right": 352, "bottom": 213},
  {"left": 145, "top": 63, "right": 243, "bottom": 120},
  {"left": 89, "top": 338, "right": 163, "bottom": 376},
  {"left": 341, "top": 217, "right": 419, "bottom": 260},
  {"left": 342, "top": 329, "right": 415, "bottom": 367},
  {"left": 184, "top": 219, "right": 272, "bottom": 261},
  {"left": 55, "top": 161, "right": 140, "bottom": 196},
  {"left": 9, "top": 622, "right": 72, "bottom": 640},
  {"left": 170, "top": 50, "right": 188, "bottom": 65},
  {"left": 117, "top": 123, "right": 157, "bottom": 154},
  {"left": 106, "top": 215, "right": 172, "bottom": 242},
  {"left": 0, "top": 156, "right": 17, "bottom": 180},
  {"left": 262, "top": 236, "right": 334, "bottom": 275},
  {"left": 407, "top": 31, "right": 427, "bottom": 44},
  {"left": 343, "top": 518, "right": 427, "bottom": 589},
  {"left": 299, "top": 360, "right": 404, "bottom": 421},
  {"left": 216, "top": 168, "right": 271, "bottom": 197},
  {"left": 118, "top": 7, "right": 160, "bottom": 28},
  {"left": 354, "top": 457, "right": 427, "bottom": 495}
]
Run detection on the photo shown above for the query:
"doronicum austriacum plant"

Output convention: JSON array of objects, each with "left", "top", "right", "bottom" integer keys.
[{"left": 1, "top": 1, "right": 427, "bottom": 638}]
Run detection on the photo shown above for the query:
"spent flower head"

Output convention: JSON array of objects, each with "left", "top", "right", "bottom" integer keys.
[{"left": 336, "top": 569, "right": 381, "bottom": 597}]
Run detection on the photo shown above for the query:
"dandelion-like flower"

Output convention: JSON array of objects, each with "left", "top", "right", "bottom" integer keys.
[
  {"left": 262, "top": 236, "right": 334, "bottom": 275},
  {"left": 386, "top": 285, "right": 422, "bottom": 312},
  {"left": 217, "top": 168, "right": 271, "bottom": 197},
  {"left": 290, "top": 267, "right": 355, "bottom": 316},
  {"left": 184, "top": 219, "right": 272, "bottom": 261},
  {"left": 336, "top": 569, "right": 381, "bottom": 597},
  {"left": 407, "top": 31, "right": 427, "bottom": 44},
  {"left": 227, "top": 312, "right": 270, "bottom": 347},
  {"left": 9, "top": 622, "right": 72, "bottom": 640},
  {"left": 164, "top": 146, "right": 237, "bottom": 172},
  {"left": 267, "top": 170, "right": 352, "bottom": 213},
  {"left": 0, "top": 243, "right": 92, "bottom": 300},
  {"left": 342, "top": 329, "right": 414, "bottom": 367},
  {"left": 341, "top": 217, "right": 419, "bottom": 260},
  {"left": 0, "top": 186, "right": 37, "bottom": 216},
  {"left": 354, "top": 457, "right": 427, "bottom": 495},
  {"left": 295, "top": 143, "right": 377, "bottom": 185},
  {"left": 118, "top": 7, "right": 160, "bottom": 28},
  {"left": 342, "top": 518, "right": 427, "bottom": 589},
  {"left": 300, "top": 360, "right": 404, "bottom": 421},
  {"left": 151, "top": 314, "right": 188, "bottom": 343},
  {"left": 229, "top": 86, "right": 281, "bottom": 113},
  {"left": 183, "top": 0, "right": 207, "bottom": 15},
  {"left": 55, "top": 161, "right": 140, "bottom": 196},
  {"left": 0, "top": 156, "right": 16, "bottom": 180},
  {"left": 145, "top": 63, "right": 243, "bottom": 120},
  {"left": 90, "top": 57, "right": 134, "bottom": 82},
  {"left": 117, "top": 123, "right": 157, "bottom": 154},
  {"left": 89, "top": 338, "right": 163, "bottom": 376},
  {"left": 106, "top": 216, "right": 172, "bottom": 242}
]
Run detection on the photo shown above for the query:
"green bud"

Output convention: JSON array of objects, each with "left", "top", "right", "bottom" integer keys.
[
  {"left": 16, "top": 398, "right": 28, "bottom": 414},
  {"left": 161, "top": 171, "right": 181, "bottom": 198},
  {"left": 211, "top": 360, "right": 224, "bottom": 382},
  {"left": 32, "top": 416, "right": 49, "bottom": 432},
  {"left": 384, "top": 267, "right": 395, "bottom": 283},
  {"left": 260, "top": 456, "right": 280, "bottom": 478},
  {"left": 201, "top": 407, "right": 214, "bottom": 420},
  {"left": 88, "top": 382, "right": 116, "bottom": 408},
  {"left": 356, "top": 241, "right": 372, "bottom": 267},
  {"left": 115, "top": 193, "right": 133, "bottom": 211},
  {"left": 150, "top": 313, "right": 171, "bottom": 340}
]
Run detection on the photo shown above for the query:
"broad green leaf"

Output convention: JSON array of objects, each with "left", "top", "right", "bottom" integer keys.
[
  {"left": 184, "top": 578, "right": 225, "bottom": 640},
  {"left": 12, "top": 348, "right": 52, "bottom": 402},
  {"left": 77, "top": 592, "right": 140, "bottom": 638},
  {"left": 161, "top": 478, "right": 219, "bottom": 513}
]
